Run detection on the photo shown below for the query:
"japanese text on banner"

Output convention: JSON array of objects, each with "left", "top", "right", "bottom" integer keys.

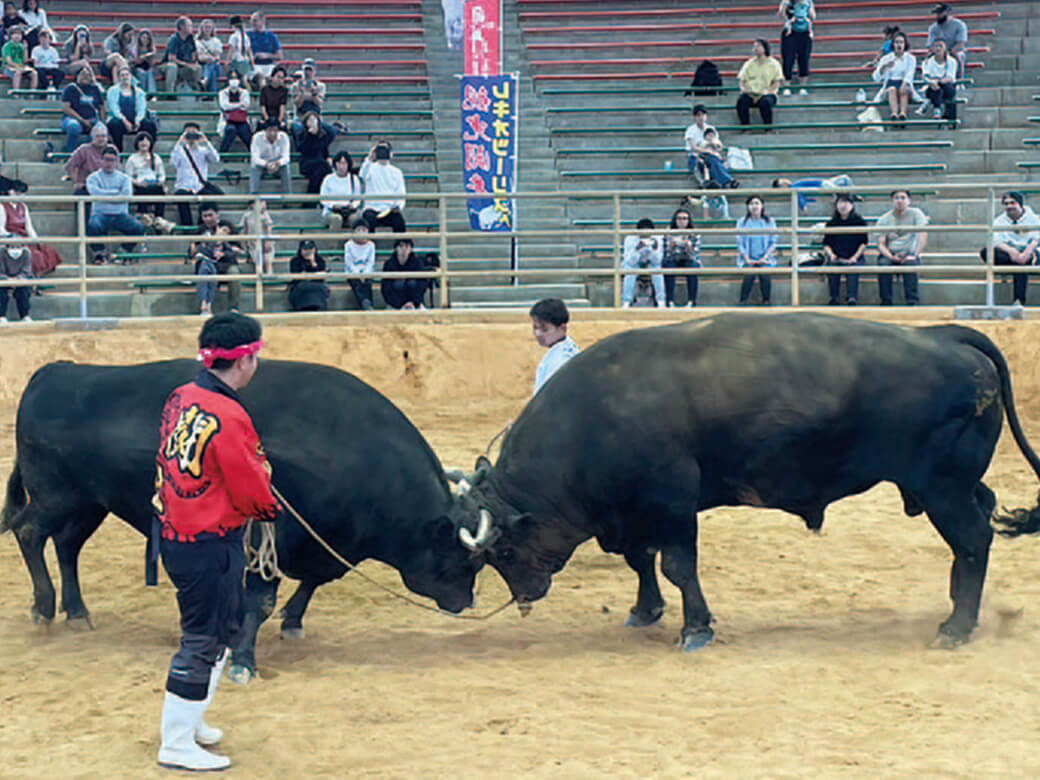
[{"left": 461, "top": 74, "right": 517, "bottom": 232}]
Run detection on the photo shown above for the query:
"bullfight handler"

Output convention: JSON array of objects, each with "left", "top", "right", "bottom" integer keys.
[{"left": 152, "top": 312, "right": 279, "bottom": 771}]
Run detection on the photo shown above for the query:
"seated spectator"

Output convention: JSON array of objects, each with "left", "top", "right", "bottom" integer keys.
[
  {"left": 61, "top": 65, "right": 104, "bottom": 152},
  {"left": 382, "top": 238, "right": 429, "bottom": 310},
  {"left": 169, "top": 122, "right": 220, "bottom": 225},
  {"left": 778, "top": 0, "right": 814, "bottom": 96},
  {"left": 290, "top": 58, "right": 333, "bottom": 142},
  {"left": 736, "top": 195, "right": 778, "bottom": 305},
  {"left": 62, "top": 25, "right": 94, "bottom": 80},
  {"left": 130, "top": 29, "right": 159, "bottom": 94},
  {"left": 217, "top": 74, "right": 252, "bottom": 153},
  {"left": 821, "top": 193, "right": 868, "bottom": 306},
  {"left": 920, "top": 39, "right": 957, "bottom": 123},
  {"left": 876, "top": 189, "right": 928, "bottom": 306},
  {"left": 684, "top": 105, "right": 738, "bottom": 189},
  {"left": 1, "top": 3, "right": 24, "bottom": 40},
  {"left": 258, "top": 65, "right": 288, "bottom": 129},
  {"left": 872, "top": 31, "right": 917, "bottom": 124},
  {"left": 979, "top": 191, "right": 1040, "bottom": 307},
  {"left": 19, "top": 0, "right": 48, "bottom": 53},
  {"left": 125, "top": 131, "right": 167, "bottom": 222},
  {"left": 296, "top": 112, "right": 333, "bottom": 194},
  {"left": 227, "top": 15, "right": 255, "bottom": 83},
  {"left": 3, "top": 25, "right": 36, "bottom": 91},
  {"left": 249, "top": 119, "right": 291, "bottom": 195},
  {"left": 868, "top": 25, "right": 901, "bottom": 69},
  {"left": 100, "top": 22, "right": 135, "bottom": 83},
  {"left": 0, "top": 183, "right": 61, "bottom": 276},
  {"left": 0, "top": 242, "right": 32, "bottom": 322},
  {"left": 196, "top": 19, "right": 222, "bottom": 94},
  {"left": 237, "top": 199, "right": 275, "bottom": 274},
  {"left": 85, "top": 144, "right": 144, "bottom": 264},
  {"left": 343, "top": 221, "right": 375, "bottom": 310},
  {"left": 771, "top": 174, "right": 855, "bottom": 213},
  {"left": 662, "top": 206, "right": 702, "bottom": 308},
  {"left": 927, "top": 2, "right": 967, "bottom": 81},
  {"left": 288, "top": 239, "right": 329, "bottom": 311},
  {"left": 735, "top": 39, "right": 783, "bottom": 127},
  {"left": 192, "top": 219, "right": 242, "bottom": 316},
  {"left": 246, "top": 11, "right": 282, "bottom": 88},
  {"left": 106, "top": 65, "right": 156, "bottom": 152},
  {"left": 30, "top": 27, "right": 60, "bottom": 90},
  {"left": 621, "top": 217, "right": 665, "bottom": 308},
  {"left": 186, "top": 201, "right": 221, "bottom": 266},
  {"left": 321, "top": 151, "right": 363, "bottom": 231},
  {"left": 161, "top": 16, "right": 202, "bottom": 94},
  {"left": 361, "top": 140, "right": 406, "bottom": 233},
  {"left": 65, "top": 123, "right": 109, "bottom": 211}
]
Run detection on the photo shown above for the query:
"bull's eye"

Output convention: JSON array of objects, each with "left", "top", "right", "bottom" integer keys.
[{"left": 495, "top": 547, "right": 515, "bottom": 564}]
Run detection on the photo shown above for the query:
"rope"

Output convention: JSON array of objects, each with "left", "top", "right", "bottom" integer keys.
[
  {"left": 484, "top": 423, "right": 511, "bottom": 458},
  {"left": 266, "top": 485, "right": 515, "bottom": 621},
  {"left": 243, "top": 517, "right": 285, "bottom": 582}
]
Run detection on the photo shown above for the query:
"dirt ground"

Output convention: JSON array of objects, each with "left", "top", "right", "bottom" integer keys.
[{"left": 2, "top": 313, "right": 1040, "bottom": 779}]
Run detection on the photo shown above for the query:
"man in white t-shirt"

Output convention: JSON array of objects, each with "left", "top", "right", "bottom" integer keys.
[
  {"left": 360, "top": 140, "right": 406, "bottom": 233},
  {"left": 530, "top": 298, "right": 580, "bottom": 394},
  {"left": 683, "top": 104, "right": 736, "bottom": 188}
]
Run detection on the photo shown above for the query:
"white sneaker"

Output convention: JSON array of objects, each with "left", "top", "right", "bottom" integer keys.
[
  {"left": 0, "top": 316, "right": 7, "bottom": 324},
  {"left": 621, "top": 301, "right": 631, "bottom": 308},
  {"left": 914, "top": 103, "right": 928, "bottom": 116},
  {"left": 782, "top": 88, "right": 792, "bottom": 97},
  {"left": 158, "top": 692, "right": 231, "bottom": 772},
  {"left": 933, "top": 107, "right": 942, "bottom": 119},
  {"left": 656, "top": 300, "right": 667, "bottom": 308},
  {"left": 20, "top": 315, "right": 32, "bottom": 323},
  {"left": 798, "top": 88, "right": 808, "bottom": 96}
]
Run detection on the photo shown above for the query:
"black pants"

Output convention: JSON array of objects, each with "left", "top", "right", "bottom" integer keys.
[
  {"left": 739, "top": 274, "right": 771, "bottom": 303},
  {"left": 382, "top": 278, "right": 428, "bottom": 309},
  {"left": 74, "top": 185, "right": 91, "bottom": 220},
  {"left": 828, "top": 261, "right": 862, "bottom": 304},
  {"left": 133, "top": 183, "right": 166, "bottom": 218},
  {"left": 736, "top": 93, "right": 777, "bottom": 125},
  {"left": 219, "top": 121, "right": 252, "bottom": 153},
  {"left": 160, "top": 528, "right": 245, "bottom": 701},
  {"left": 663, "top": 257, "right": 699, "bottom": 306},
  {"left": 780, "top": 30, "right": 812, "bottom": 80},
  {"left": 106, "top": 116, "right": 158, "bottom": 153},
  {"left": 925, "top": 83, "right": 957, "bottom": 121},
  {"left": 300, "top": 159, "right": 331, "bottom": 194},
  {"left": 37, "top": 67, "right": 63, "bottom": 89},
  {"left": 363, "top": 208, "right": 406, "bottom": 233},
  {"left": 878, "top": 256, "right": 920, "bottom": 305},
  {"left": 980, "top": 247, "right": 1035, "bottom": 304},
  {"left": 349, "top": 278, "right": 373, "bottom": 309},
  {"left": 0, "top": 286, "right": 30, "bottom": 319},
  {"left": 174, "top": 189, "right": 202, "bottom": 226}
]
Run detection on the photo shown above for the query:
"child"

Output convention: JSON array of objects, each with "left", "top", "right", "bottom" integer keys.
[
  {"left": 343, "top": 221, "right": 375, "bottom": 310},
  {"left": 530, "top": 297, "right": 580, "bottom": 394},
  {"left": 237, "top": 199, "right": 275, "bottom": 274},
  {"left": 3, "top": 26, "right": 37, "bottom": 91},
  {"left": 31, "top": 28, "right": 62, "bottom": 92}
]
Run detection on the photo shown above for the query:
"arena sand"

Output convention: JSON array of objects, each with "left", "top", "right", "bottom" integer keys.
[{"left": 2, "top": 310, "right": 1040, "bottom": 779}]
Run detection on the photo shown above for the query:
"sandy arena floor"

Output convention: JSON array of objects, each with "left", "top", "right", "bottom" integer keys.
[{"left": 2, "top": 313, "right": 1040, "bottom": 778}]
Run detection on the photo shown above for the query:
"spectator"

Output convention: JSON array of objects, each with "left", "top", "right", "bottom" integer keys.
[
  {"left": 868, "top": 25, "right": 901, "bottom": 69},
  {"left": 361, "top": 140, "right": 406, "bottom": 233},
  {"left": 61, "top": 65, "right": 104, "bottom": 152},
  {"left": 192, "top": 219, "right": 241, "bottom": 316},
  {"left": 289, "top": 58, "right": 331, "bottom": 141},
  {"left": 0, "top": 241, "right": 32, "bottom": 322},
  {"left": 736, "top": 195, "right": 778, "bottom": 305},
  {"left": 246, "top": 11, "right": 281, "bottom": 87},
  {"left": 101, "top": 21, "right": 136, "bottom": 83},
  {"left": 321, "top": 151, "right": 363, "bottom": 231},
  {"left": 257, "top": 64, "right": 288, "bottom": 128},
  {"left": 237, "top": 199, "right": 275, "bottom": 274},
  {"left": 3, "top": 25, "right": 36, "bottom": 91},
  {"left": 0, "top": 183, "right": 60, "bottom": 277},
  {"left": 125, "top": 131, "right": 167, "bottom": 222},
  {"left": 381, "top": 237, "right": 429, "bottom": 310},
  {"left": 980, "top": 191, "right": 1040, "bottom": 307},
  {"left": 1, "top": 3, "right": 24, "bottom": 40},
  {"left": 65, "top": 123, "right": 109, "bottom": 213},
  {"left": 196, "top": 18, "right": 223, "bottom": 94},
  {"left": 288, "top": 239, "right": 329, "bottom": 311},
  {"left": 621, "top": 217, "right": 665, "bottom": 308},
  {"left": 85, "top": 144, "right": 145, "bottom": 264},
  {"left": 736, "top": 38, "right": 783, "bottom": 127},
  {"left": 62, "top": 25, "right": 94, "bottom": 79},
  {"left": 131, "top": 29, "right": 159, "bottom": 94},
  {"left": 662, "top": 206, "right": 702, "bottom": 308},
  {"left": 170, "top": 122, "right": 220, "bottom": 225},
  {"left": 778, "top": 0, "right": 814, "bottom": 96},
  {"left": 920, "top": 39, "right": 957, "bottom": 123},
  {"left": 821, "top": 192, "right": 868, "bottom": 306},
  {"left": 343, "top": 221, "right": 375, "bottom": 309},
  {"left": 106, "top": 65, "right": 156, "bottom": 152},
  {"left": 217, "top": 73, "right": 252, "bottom": 153},
  {"left": 876, "top": 189, "right": 928, "bottom": 306},
  {"left": 683, "top": 105, "right": 738, "bottom": 189},
  {"left": 927, "top": 2, "right": 967, "bottom": 81},
  {"left": 771, "top": 174, "right": 856, "bottom": 213},
  {"left": 530, "top": 298, "right": 580, "bottom": 394},
  {"left": 227, "top": 15, "right": 255, "bottom": 83},
  {"left": 249, "top": 118, "right": 291, "bottom": 195},
  {"left": 296, "top": 112, "right": 333, "bottom": 194},
  {"left": 872, "top": 31, "right": 917, "bottom": 125},
  {"left": 19, "top": 0, "right": 47, "bottom": 52},
  {"left": 161, "top": 16, "right": 202, "bottom": 94},
  {"left": 30, "top": 27, "right": 60, "bottom": 90},
  {"left": 186, "top": 202, "right": 221, "bottom": 269}
]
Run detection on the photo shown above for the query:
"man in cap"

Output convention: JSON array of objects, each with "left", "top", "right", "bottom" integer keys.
[
  {"left": 290, "top": 57, "right": 337, "bottom": 145},
  {"left": 927, "top": 3, "right": 968, "bottom": 80},
  {"left": 980, "top": 191, "right": 1040, "bottom": 307}
]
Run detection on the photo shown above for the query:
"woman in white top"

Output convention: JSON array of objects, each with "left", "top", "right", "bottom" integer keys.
[
  {"left": 196, "top": 18, "right": 223, "bottom": 94},
  {"left": 20, "top": 0, "right": 49, "bottom": 53},
  {"left": 872, "top": 31, "right": 917, "bottom": 123},
  {"left": 920, "top": 39, "right": 958, "bottom": 122},
  {"left": 124, "top": 131, "right": 167, "bottom": 221},
  {"left": 320, "top": 151, "right": 364, "bottom": 231},
  {"left": 343, "top": 221, "right": 375, "bottom": 309}
]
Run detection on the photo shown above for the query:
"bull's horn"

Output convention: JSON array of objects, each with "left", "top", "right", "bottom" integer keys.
[
  {"left": 444, "top": 469, "right": 467, "bottom": 483},
  {"left": 458, "top": 509, "right": 493, "bottom": 551},
  {"left": 457, "top": 479, "right": 471, "bottom": 494}
]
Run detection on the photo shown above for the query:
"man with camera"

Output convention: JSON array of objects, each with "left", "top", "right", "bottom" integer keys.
[
  {"left": 170, "top": 122, "right": 221, "bottom": 225},
  {"left": 290, "top": 58, "right": 333, "bottom": 145},
  {"left": 360, "top": 140, "right": 406, "bottom": 233},
  {"left": 621, "top": 217, "right": 666, "bottom": 308},
  {"left": 249, "top": 119, "right": 291, "bottom": 196}
]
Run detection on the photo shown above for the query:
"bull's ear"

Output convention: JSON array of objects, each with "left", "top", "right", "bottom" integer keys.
[
  {"left": 432, "top": 516, "right": 456, "bottom": 545},
  {"left": 508, "top": 512, "right": 533, "bottom": 532},
  {"left": 474, "top": 455, "right": 492, "bottom": 473}
]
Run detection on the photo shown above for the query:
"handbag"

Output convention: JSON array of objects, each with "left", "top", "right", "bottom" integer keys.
[
  {"left": 183, "top": 144, "right": 223, "bottom": 196},
  {"left": 726, "top": 146, "right": 754, "bottom": 170}
]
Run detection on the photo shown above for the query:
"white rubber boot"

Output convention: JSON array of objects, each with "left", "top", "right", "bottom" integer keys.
[
  {"left": 158, "top": 691, "right": 231, "bottom": 772},
  {"left": 196, "top": 651, "right": 229, "bottom": 746}
]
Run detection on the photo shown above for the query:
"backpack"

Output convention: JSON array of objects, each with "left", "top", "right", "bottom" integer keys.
[{"left": 686, "top": 60, "right": 723, "bottom": 97}]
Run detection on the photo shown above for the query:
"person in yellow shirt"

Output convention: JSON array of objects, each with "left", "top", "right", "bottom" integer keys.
[{"left": 736, "top": 38, "right": 784, "bottom": 127}]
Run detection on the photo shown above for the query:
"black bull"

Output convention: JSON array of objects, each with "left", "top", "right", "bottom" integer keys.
[
  {"left": 1, "top": 359, "right": 485, "bottom": 679},
  {"left": 462, "top": 313, "right": 1040, "bottom": 650}
]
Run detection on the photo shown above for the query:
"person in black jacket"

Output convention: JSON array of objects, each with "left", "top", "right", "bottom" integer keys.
[
  {"left": 287, "top": 239, "right": 329, "bottom": 311},
  {"left": 821, "top": 193, "right": 869, "bottom": 305},
  {"left": 295, "top": 111, "right": 333, "bottom": 194},
  {"left": 381, "top": 237, "right": 429, "bottom": 310}
]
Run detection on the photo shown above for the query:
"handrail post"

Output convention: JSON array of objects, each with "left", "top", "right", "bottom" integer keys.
[
  {"left": 252, "top": 198, "right": 264, "bottom": 312},
  {"left": 77, "top": 198, "right": 87, "bottom": 319},
  {"left": 789, "top": 191, "right": 800, "bottom": 307},
  {"left": 438, "top": 194, "right": 449, "bottom": 308},
  {"left": 984, "top": 186, "right": 996, "bottom": 307},
  {"left": 612, "top": 193, "right": 621, "bottom": 307}
]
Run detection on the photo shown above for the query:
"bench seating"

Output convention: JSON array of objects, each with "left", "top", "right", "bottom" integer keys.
[
  {"left": 559, "top": 162, "right": 948, "bottom": 177},
  {"left": 550, "top": 118, "right": 960, "bottom": 133}
]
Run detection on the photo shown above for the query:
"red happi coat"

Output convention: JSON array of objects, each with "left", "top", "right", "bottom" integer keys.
[{"left": 153, "top": 372, "right": 278, "bottom": 541}]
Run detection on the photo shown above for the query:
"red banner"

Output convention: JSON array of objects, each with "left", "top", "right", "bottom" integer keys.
[{"left": 464, "top": 0, "right": 501, "bottom": 77}]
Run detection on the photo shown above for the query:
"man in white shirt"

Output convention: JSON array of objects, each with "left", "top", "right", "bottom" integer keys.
[
  {"left": 980, "top": 191, "right": 1040, "bottom": 306},
  {"left": 360, "top": 140, "right": 406, "bottom": 233},
  {"left": 249, "top": 118, "right": 291, "bottom": 195},
  {"left": 530, "top": 298, "right": 581, "bottom": 394},
  {"left": 683, "top": 104, "right": 736, "bottom": 188}
]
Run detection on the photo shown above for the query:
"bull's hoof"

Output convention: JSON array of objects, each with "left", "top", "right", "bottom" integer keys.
[
  {"left": 30, "top": 607, "right": 53, "bottom": 625},
  {"left": 65, "top": 615, "right": 94, "bottom": 631},
  {"left": 279, "top": 626, "right": 305, "bottom": 641},
  {"left": 226, "top": 664, "right": 256, "bottom": 685},
  {"left": 930, "top": 628, "right": 970, "bottom": 650},
  {"left": 625, "top": 606, "right": 664, "bottom": 628},
  {"left": 678, "top": 628, "right": 714, "bottom": 653}
]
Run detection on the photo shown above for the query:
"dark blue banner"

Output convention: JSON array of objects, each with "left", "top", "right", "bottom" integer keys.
[{"left": 460, "top": 73, "right": 517, "bottom": 232}]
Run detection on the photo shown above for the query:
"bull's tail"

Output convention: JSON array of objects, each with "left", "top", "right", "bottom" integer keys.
[
  {"left": 1, "top": 458, "right": 27, "bottom": 534},
  {"left": 931, "top": 325, "right": 1040, "bottom": 536}
]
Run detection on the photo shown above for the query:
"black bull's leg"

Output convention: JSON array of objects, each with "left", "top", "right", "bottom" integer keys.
[{"left": 228, "top": 572, "right": 281, "bottom": 683}]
